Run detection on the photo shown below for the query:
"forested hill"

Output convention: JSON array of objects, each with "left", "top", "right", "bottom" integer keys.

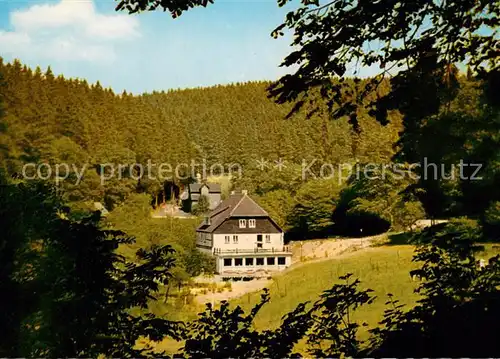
[{"left": 0, "top": 58, "right": 401, "bottom": 210}]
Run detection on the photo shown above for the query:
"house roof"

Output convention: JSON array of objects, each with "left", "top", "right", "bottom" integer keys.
[
  {"left": 196, "top": 193, "right": 272, "bottom": 233},
  {"left": 189, "top": 183, "right": 221, "bottom": 193}
]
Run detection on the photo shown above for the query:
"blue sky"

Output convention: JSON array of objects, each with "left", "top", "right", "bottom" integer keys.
[{"left": 0, "top": 0, "right": 299, "bottom": 94}]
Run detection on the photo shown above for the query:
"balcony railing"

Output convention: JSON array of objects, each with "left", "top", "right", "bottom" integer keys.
[{"left": 213, "top": 246, "right": 292, "bottom": 255}]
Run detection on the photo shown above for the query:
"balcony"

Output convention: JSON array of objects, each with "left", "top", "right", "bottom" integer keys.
[{"left": 213, "top": 246, "right": 292, "bottom": 255}]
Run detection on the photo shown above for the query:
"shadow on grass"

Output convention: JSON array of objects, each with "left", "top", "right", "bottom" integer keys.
[
  {"left": 389, "top": 232, "right": 414, "bottom": 245},
  {"left": 373, "top": 232, "right": 414, "bottom": 246}
]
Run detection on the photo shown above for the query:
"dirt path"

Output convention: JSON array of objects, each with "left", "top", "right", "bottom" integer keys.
[{"left": 289, "top": 233, "right": 387, "bottom": 263}]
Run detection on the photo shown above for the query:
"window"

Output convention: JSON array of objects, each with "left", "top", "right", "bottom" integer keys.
[
  {"left": 265, "top": 234, "right": 271, "bottom": 243},
  {"left": 267, "top": 257, "right": 275, "bottom": 265},
  {"left": 249, "top": 219, "right": 256, "bottom": 228},
  {"left": 224, "top": 235, "right": 230, "bottom": 244},
  {"left": 224, "top": 258, "right": 232, "bottom": 266},
  {"left": 256, "top": 258, "right": 264, "bottom": 266},
  {"left": 257, "top": 243, "right": 263, "bottom": 249},
  {"left": 278, "top": 257, "right": 286, "bottom": 265},
  {"left": 233, "top": 235, "right": 238, "bottom": 244},
  {"left": 234, "top": 258, "right": 243, "bottom": 266},
  {"left": 239, "top": 219, "right": 247, "bottom": 228},
  {"left": 245, "top": 258, "right": 254, "bottom": 266}
]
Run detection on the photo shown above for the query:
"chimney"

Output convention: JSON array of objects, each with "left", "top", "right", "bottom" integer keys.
[
  {"left": 242, "top": 190, "right": 248, "bottom": 195},
  {"left": 205, "top": 216, "right": 211, "bottom": 225}
]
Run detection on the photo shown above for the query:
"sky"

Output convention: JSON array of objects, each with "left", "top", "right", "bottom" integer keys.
[{"left": 0, "top": 0, "right": 307, "bottom": 94}]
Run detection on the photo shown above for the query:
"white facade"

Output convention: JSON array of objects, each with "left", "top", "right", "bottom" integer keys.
[
  {"left": 197, "top": 230, "right": 292, "bottom": 277},
  {"left": 195, "top": 192, "right": 293, "bottom": 278},
  {"left": 212, "top": 232, "right": 283, "bottom": 249},
  {"left": 197, "top": 232, "right": 285, "bottom": 252},
  {"left": 214, "top": 252, "right": 292, "bottom": 276}
]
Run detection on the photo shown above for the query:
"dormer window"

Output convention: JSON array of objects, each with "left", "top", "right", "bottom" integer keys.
[
  {"left": 239, "top": 219, "right": 247, "bottom": 228},
  {"left": 248, "top": 219, "right": 256, "bottom": 228}
]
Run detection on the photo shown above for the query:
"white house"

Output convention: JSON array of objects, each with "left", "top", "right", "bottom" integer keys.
[
  {"left": 180, "top": 182, "right": 222, "bottom": 212},
  {"left": 196, "top": 190, "right": 292, "bottom": 278}
]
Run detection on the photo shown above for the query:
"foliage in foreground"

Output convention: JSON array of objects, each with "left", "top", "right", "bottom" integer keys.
[
  {"left": 1, "top": 179, "right": 500, "bottom": 358},
  {"left": 176, "top": 219, "right": 500, "bottom": 358},
  {"left": 0, "top": 180, "right": 182, "bottom": 357}
]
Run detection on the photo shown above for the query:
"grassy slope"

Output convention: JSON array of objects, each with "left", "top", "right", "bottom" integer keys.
[
  {"left": 234, "top": 242, "right": 500, "bottom": 331},
  {"left": 232, "top": 245, "right": 420, "bottom": 338},
  {"left": 150, "top": 242, "right": 500, "bottom": 354},
  {"left": 151, "top": 244, "right": 419, "bottom": 354}
]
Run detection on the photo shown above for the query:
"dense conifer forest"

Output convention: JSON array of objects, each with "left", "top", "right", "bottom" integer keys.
[{"left": 0, "top": 57, "right": 402, "bottom": 212}]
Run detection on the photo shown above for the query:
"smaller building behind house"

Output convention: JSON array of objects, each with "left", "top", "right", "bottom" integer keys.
[{"left": 180, "top": 182, "right": 222, "bottom": 212}]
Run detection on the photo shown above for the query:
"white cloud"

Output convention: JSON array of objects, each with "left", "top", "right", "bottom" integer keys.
[
  {"left": 0, "top": 31, "right": 31, "bottom": 49},
  {"left": 0, "top": 0, "right": 140, "bottom": 63}
]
